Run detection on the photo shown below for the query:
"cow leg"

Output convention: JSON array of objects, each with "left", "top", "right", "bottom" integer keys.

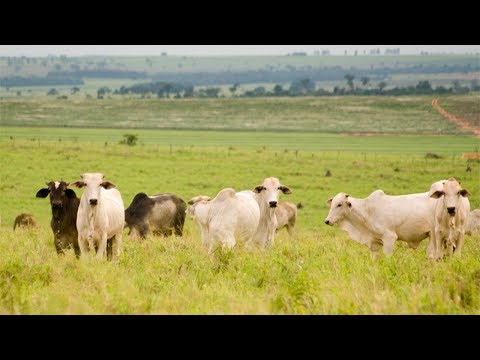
[
  {"left": 426, "top": 233, "right": 436, "bottom": 260},
  {"left": 370, "top": 250, "right": 380, "bottom": 262},
  {"left": 138, "top": 222, "right": 150, "bottom": 239},
  {"left": 434, "top": 229, "right": 444, "bottom": 260},
  {"left": 54, "top": 236, "right": 65, "bottom": 255},
  {"left": 454, "top": 232, "right": 465, "bottom": 257},
  {"left": 222, "top": 235, "right": 236, "bottom": 251},
  {"left": 381, "top": 233, "right": 397, "bottom": 257},
  {"left": 111, "top": 232, "right": 122, "bottom": 261},
  {"left": 96, "top": 236, "right": 108, "bottom": 260},
  {"left": 174, "top": 212, "right": 185, "bottom": 236},
  {"left": 286, "top": 225, "right": 294, "bottom": 237},
  {"left": 78, "top": 236, "right": 89, "bottom": 257}
]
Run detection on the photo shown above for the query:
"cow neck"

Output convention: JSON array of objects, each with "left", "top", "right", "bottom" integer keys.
[
  {"left": 87, "top": 204, "right": 97, "bottom": 237},
  {"left": 254, "top": 198, "right": 276, "bottom": 245},
  {"left": 338, "top": 197, "right": 372, "bottom": 232}
]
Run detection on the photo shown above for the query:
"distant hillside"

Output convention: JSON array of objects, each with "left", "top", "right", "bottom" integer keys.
[{"left": 1, "top": 55, "right": 478, "bottom": 87}]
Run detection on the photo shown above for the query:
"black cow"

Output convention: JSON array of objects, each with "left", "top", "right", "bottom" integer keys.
[
  {"left": 125, "top": 193, "right": 187, "bottom": 239},
  {"left": 36, "top": 181, "right": 81, "bottom": 256}
]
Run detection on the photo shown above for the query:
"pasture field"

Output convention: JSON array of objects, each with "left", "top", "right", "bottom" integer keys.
[
  {"left": 1, "top": 94, "right": 479, "bottom": 134},
  {"left": 0, "top": 135, "right": 479, "bottom": 314}
]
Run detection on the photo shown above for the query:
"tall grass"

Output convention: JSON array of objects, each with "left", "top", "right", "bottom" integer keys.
[{"left": 0, "top": 138, "right": 478, "bottom": 314}]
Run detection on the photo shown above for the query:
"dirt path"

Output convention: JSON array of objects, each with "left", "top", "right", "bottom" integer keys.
[{"left": 431, "top": 98, "right": 480, "bottom": 137}]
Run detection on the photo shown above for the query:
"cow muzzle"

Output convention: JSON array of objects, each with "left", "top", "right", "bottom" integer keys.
[
  {"left": 269, "top": 201, "right": 277, "bottom": 208},
  {"left": 89, "top": 199, "right": 98, "bottom": 205},
  {"left": 447, "top": 207, "right": 455, "bottom": 216},
  {"left": 325, "top": 220, "right": 331, "bottom": 225}
]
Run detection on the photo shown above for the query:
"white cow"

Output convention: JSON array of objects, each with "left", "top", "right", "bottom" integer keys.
[
  {"left": 466, "top": 209, "right": 480, "bottom": 236},
  {"left": 187, "top": 177, "right": 291, "bottom": 252},
  {"left": 187, "top": 188, "right": 260, "bottom": 253},
  {"left": 71, "top": 173, "right": 125, "bottom": 260},
  {"left": 325, "top": 180, "right": 446, "bottom": 259},
  {"left": 429, "top": 178, "right": 470, "bottom": 259},
  {"left": 275, "top": 201, "right": 302, "bottom": 236},
  {"left": 250, "top": 177, "right": 292, "bottom": 247}
]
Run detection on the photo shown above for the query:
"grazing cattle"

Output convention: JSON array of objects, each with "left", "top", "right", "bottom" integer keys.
[
  {"left": 187, "top": 188, "right": 260, "bottom": 253},
  {"left": 324, "top": 180, "right": 446, "bottom": 259},
  {"left": 430, "top": 178, "right": 470, "bottom": 259},
  {"left": 125, "top": 192, "right": 187, "bottom": 239},
  {"left": 187, "top": 177, "right": 291, "bottom": 252},
  {"left": 251, "top": 177, "right": 292, "bottom": 247},
  {"left": 13, "top": 213, "right": 38, "bottom": 230},
  {"left": 465, "top": 209, "right": 480, "bottom": 236},
  {"left": 71, "top": 173, "right": 125, "bottom": 260},
  {"left": 36, "top": 181, "right": 80, "bottom": 256},
  {"left": 275, "top": 201, "right": 303, "bottom": 236}
]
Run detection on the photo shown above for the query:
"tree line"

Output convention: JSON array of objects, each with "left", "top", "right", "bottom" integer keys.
[
  {"left": 105, "top": 77, "right": 478, "bottom": 99},
  {"left": 1, "top": 62, "right": 478, "bottom": 87}
]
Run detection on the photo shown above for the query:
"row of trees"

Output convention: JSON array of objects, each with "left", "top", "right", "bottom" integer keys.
[
  {"left": 2, "top": 61, "right": 478, "bottom": 88},
  {"left": 101, "top": 78, "right": 478, "bottom": 99}
]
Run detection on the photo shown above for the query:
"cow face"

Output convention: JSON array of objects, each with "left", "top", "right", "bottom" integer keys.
[
  {"left": 253, "top": 177, "right": 291, "bottom": 208},
  {"left": 325, "top": 192, "right": 351, "bottom": 225},
  {"left": 36, "top": 181, "right": 77, "bottom": 210},
  {"left": 70, "top": 173, "right": 116, "bottom": 206},
  {"left": 430, "top": 178, "right": 470, "bottom": 216}
]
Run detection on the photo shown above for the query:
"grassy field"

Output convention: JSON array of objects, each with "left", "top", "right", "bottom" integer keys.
[
  {"left": 1, "top": 94, "right": 479, "bottom": 134},
  {"left": 0, "top": 134, "right": 479, "bottom": 314}
]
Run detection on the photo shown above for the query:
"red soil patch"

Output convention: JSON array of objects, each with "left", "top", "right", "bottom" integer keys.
[
  {"left": 462, "top": 153, "right": 480, "bottom": 159},
  {"left": 431, "top": 98, "right": 480, "bottom": 137}
]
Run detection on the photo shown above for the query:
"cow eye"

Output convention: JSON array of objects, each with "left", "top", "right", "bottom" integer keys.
[{"left": 337, "top": 204, "right": 342, "bottom": 207}]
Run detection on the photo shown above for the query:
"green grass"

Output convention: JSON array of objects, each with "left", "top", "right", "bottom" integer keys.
[
  {"left": 0, "top": 137, "right": 479, "bottom": 314},
  {"left": 0, "top": 93, "right": 479, "bottom": 314},
  {"left": 1, "top": 94, "right": 479, "bottom": 134}
]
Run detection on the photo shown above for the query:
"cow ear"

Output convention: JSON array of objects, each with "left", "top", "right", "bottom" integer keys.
[
  {"left": 70, "top": 181, "right": 84, "bottom": 188},
  {"left": 459, "top": 189, "right": 470, "bottom": 197},
  {"left": 430, "top": 191, "right": 444, "bottom": 199},
  {"left": 101, "top": 181, "right": 116, "bottom": 189},
  {"left": 347, "top": 201, "right": 352, "bottom": 207},
  {"left": 65, "top": 189, "right": 77, "bottom": 198},
  {"left": 279, "top": 185, "right": 292, "bottom": 194},
  {"left": 36, "top": 188, "right": 50, "bottom": 198},
  {"left": 326, "top": 198, "right": 333, "bottom": 206},
  {"left": 253, "top": 185, "right": 264, "bottom": 193}
]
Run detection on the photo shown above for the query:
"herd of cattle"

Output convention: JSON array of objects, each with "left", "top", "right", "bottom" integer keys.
[{"left": 9, "top": 173, "right": 480, "bottom": 261}]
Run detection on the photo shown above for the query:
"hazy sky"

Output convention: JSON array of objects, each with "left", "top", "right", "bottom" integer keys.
[{"left": 0, "top": 45, "right": 479, "bottom": 57}]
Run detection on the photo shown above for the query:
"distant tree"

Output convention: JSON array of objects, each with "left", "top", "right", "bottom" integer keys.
[
  {"left": 119, "top": 134, "right": 138, "bottom": 146},
  {"left": 229, "top": 82, "right": 240, "bottom": 96},
  {"left": 204, "top": 87, "right": 221, "bottom": 98},
  {"left": 360, "top": 76, "right": 370, "bottom": 87},
  {"left": 273, "top": 84, "right": 284, "bottom": 96},
  {"left": 16, "top": 91, "right": 21, "bottom": 96},
  {"left": 97, "top": 86, "right": 111, "bottom": 99},
  {"left": 183, "top": 86, "right": 194, "bottom": 98},
  {"left": 71, "top": 87, "right": 80, "bottom": 95},
  {"left": 471, "top": 79, "right": 480, "bottom": 91},
  {"left": 344, "top": 74, "right": 355, "bottom": 91},
  {"left": 47, "top": 88, "right": 58, "bottom": 96},
  {"left": 377, "top": 81, "right": 387, "bottom": 91},
  {"left": 452, "top": 80, "right": 462, "bottom": 92},
  {"left": 54, "top": 63, "right": 62, "bottom": 71},
  {"left": 416, "top": 80, "right": 432, "bottom": 93}
]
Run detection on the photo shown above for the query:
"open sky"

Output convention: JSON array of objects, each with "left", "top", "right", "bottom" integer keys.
[{"left": 0, "top": 45, "right": 479, "bottom": 57}]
